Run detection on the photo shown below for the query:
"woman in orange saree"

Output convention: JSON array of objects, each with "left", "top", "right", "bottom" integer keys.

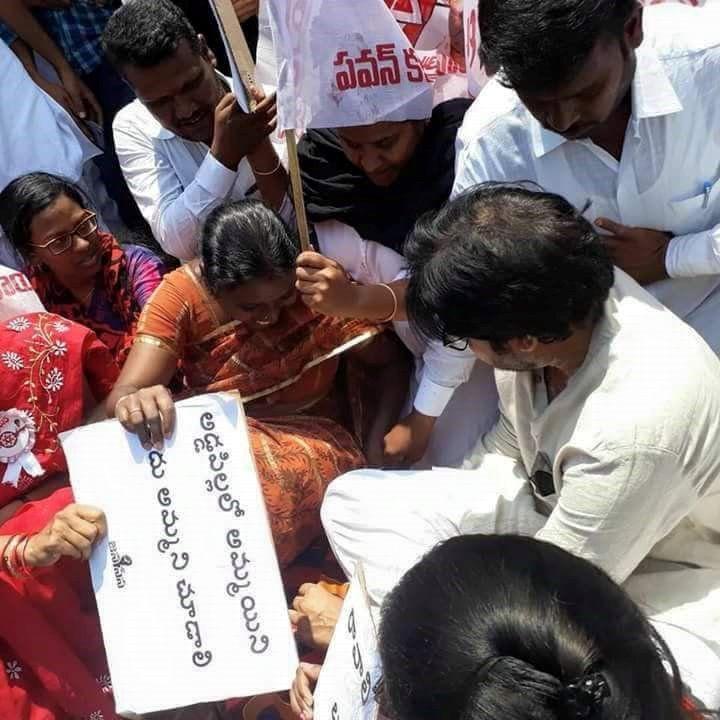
[{"left": 106, "top": 200, "right": 409, "bottom": 569}]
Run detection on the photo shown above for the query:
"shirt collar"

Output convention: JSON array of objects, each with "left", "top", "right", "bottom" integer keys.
[
  {"left": 530, "top": 43, "right": 683, "bottom": 158},
  {"left": 143, "top": 71, "right": 233, "bottom": 141}
]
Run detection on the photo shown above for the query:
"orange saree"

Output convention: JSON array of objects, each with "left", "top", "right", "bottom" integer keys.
[{"left": 134, "top": 266, "right": 379, "bottom": 567}]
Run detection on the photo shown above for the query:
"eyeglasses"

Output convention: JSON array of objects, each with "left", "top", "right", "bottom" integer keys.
[
  {"left": 30, "top": 212, "right": 98, "bottom": 256},
  {"left": 442, "top": 334, "right": 470, "bottom": 352}
]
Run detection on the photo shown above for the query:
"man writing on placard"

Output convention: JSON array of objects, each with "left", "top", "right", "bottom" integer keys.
[
  {"left": 455, "top": 0, "right": 720, "bottom": 351},
  {"left": 103, "top": 0, "right": 289, "bottom": 261}
]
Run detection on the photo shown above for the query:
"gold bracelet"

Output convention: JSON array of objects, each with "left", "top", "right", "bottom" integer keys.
[
  {"left": 252, "top": 157, "right": 282, "bottom": 176},
  {"left": 4, "top": 535, "right": 22, "bottom": 578},
  {"left": 376, "top": 283, "right": 398, "bottom": 323}
]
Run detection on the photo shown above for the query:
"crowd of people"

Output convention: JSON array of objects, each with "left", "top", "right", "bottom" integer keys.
[{"left": 0, "top": 0, "right": 718, "bottom": 719}]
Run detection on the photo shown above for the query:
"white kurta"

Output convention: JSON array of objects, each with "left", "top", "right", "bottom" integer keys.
[
  {"left": 454, "top": 3, "right": 720, "bottom": 352},
  {"left": 321, "top": 271, "right": 720, "bottom": 697}
]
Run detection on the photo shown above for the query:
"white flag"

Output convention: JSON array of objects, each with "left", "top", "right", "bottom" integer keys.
[
  {"left": 266, "top": 0, "right": 434, "bottom": 132},
  {"left": 388, "top": 0, "right": 469, "bottom": 103},
  {"left": 463, "top": 0, "right": 489, "bottom": 98}
]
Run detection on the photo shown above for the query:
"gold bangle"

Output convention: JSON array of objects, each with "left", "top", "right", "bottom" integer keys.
[
  {"left": 0, "top": 535, "right": 12, "bottom": 574},
  {"left": 377, "top": 283, "right": 398, "bottom": 323},
  {"left": 252, "top": 157, "right": 282, "bottom": 176},
  {"left": 4, "top": 535, "right": 22, "bottom": 578}
]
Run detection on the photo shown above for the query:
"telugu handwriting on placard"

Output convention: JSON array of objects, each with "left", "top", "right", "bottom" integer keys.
[
  {"left": 148, "top": 449, "right": 213, "bottom": 668},
  {"left": 317, "top": 576, "right": 381, "bottom": 720},
  {"left": 225, "top": 529, "right": 270, "bottom": 654},
  {"left": 195, "top": 412, "right": 244, "bottom": 518},
  {"left": 332, "top": 43, "right": 428, "bottom": 90},
  {"left": 347, "top": 608, "right": 373, "bottom": 705},
  {"left": 194, "top": 412, "right": 270, "bottom": 655}
]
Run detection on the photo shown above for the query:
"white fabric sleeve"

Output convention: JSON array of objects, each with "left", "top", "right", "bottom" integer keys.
[
  {"left": 452, "top": 129, "right": 540, "bottom": 200},
  {"left": 315, "top": 220, "right": 366, "bottom": 279},
  {"left": 362, "top": 239, "right": 407, "bottom": 284},
  {"left": 413, "top": 343, "right": 475, "bottom": 417},
  {"left": 277, "top": 193, "right": 295, "bottom": 225},
  {"left": 314, "top": 220, "right": 406, "bottom": 284},
  {"left": 453, "top": 134, "right": 501, "bottom": 198},
  {"left": 462, "top": 376, "right": 521, "bottom": 467},
  {"left": 113, "top": 116, "right": 238, "bottom": 261},
  {"left": 536, "top": 444, "right": 688, "bottom": 584},
  {"left": 665, "top": 224, "right": 720, "bottom": 278}
]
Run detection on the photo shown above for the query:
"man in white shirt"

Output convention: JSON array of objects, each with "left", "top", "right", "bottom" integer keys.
[
  {"left": 103, "top": 0, "right": 287, "bottom": 261},
  {"left": 455, "top": 0, "right": 720, "bottom": 351},
  {"left": 321, "top": 185, "right": 720, "bottom": 657}
]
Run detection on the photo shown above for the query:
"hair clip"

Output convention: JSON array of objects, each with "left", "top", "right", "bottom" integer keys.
[{"left": 562, "top": 672, "right": 610, "bottom": 720}]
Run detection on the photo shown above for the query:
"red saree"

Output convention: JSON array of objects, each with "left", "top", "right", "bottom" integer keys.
[
  {"left": 0, "top": 313, "right": 121, "bottom": 720},
  {"left": 134, "top": 266, "right": 379, "bottom": 567},
  {"left": 28, "top": 232, "right": 164, "bottom": 366}
]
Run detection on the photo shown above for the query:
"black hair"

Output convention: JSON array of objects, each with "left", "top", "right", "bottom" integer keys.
[
  {"left": 479, "top": 0, "right": 638, "bottom": 93},
  {"left": 0, "top": 172, "right": 88, "bottom": 260},
  {"left": 379, "top": 534, "right": 690, "bottom": 720},
  {"left": 102, "top": 0, "right": 200, "bottom": 72},
  {"left": 201, "top": 200, "right": 300, "bottom": 296},
  {"left": 405, "top": 183, "right": 613, "bottom": 349}
]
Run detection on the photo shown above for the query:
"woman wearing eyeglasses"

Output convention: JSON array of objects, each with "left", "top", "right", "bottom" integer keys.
[{"left": 0, "top": 172, "right": 166, "bottom": 365}]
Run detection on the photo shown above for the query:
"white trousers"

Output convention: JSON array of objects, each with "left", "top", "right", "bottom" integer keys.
[
  {"left": 321, "top": 463, "right": 720, "bottom": 706},
  {"left": 321, "top": 458, "right": 544, "bottom": 610}
]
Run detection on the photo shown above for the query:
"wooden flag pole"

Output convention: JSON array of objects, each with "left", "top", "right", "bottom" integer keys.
[
  {"left": 284, "top": 129, "right": 312, "bottom": 252},
  {"left": 210, "top": 0, "right": 258, "bottom": 105},
  {"left": 209, "top": 0, "right": 311, "bottom": 251}
]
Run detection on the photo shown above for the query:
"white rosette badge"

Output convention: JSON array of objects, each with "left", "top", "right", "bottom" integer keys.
[{"left": 0, "top": 410, "right": 43, "bottom": 488}]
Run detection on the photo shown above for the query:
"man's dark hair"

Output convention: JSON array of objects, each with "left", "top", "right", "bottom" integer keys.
[
  {"left": 405, "top": 183, "right": 614, "bottom": 349},
  {"left": 102, "top": 0, "right": 201, "bottom": 71},
  {"left": 479, "top": 0, "right": 637, "bottom": 93}
]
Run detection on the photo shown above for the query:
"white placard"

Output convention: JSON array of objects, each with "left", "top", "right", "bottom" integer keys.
[
  {"left": 313, "top": 565, "right": 382, "bottom": 720},
  {"left": 61, "top": 394, "right": 298, "bottom": 716}
]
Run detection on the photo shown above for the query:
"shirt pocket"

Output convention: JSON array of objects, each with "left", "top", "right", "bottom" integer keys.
[{"left": 668, "top": 177, "right": 720, "bottom": 236}]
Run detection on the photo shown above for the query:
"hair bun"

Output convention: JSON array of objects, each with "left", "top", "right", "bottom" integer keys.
[{"left": 561, "top": 672, "right": 610, "bottom": 720}]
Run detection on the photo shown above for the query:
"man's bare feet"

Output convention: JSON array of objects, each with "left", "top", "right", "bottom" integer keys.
[{"left": 289, "top": 583, "right": 344, "bottom": 651}]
